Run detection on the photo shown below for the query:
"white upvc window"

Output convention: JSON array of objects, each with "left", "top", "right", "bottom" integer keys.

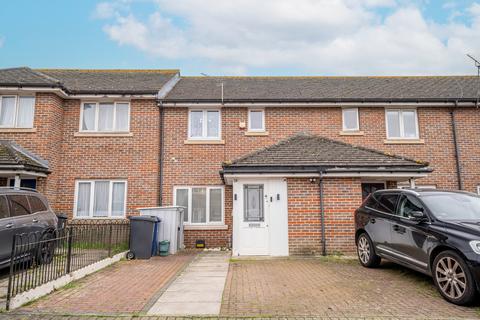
[
  {"left": 248, "top": 109, "right": 265, "bottom": 132},
  {"left": 173, "top": 186, "right": 224, "bottom": 225},
  {"left": 342, "top": 108, "right": 359, "bottom": 131},
  {"left": 385, "top": 109, "right": 419, "bottom": 139},
  {"left": 74, "top": 180, "right": 127, "bottom": 218},
  {"left": 0, "top": 95, "right": 35, "bottom": 128},
  {"left": 80, "top": 102, "right": 130, "bottom": 132},
  {"left": 477, "top": 186, "right": 480, "bottom": 195},
  {"left": 188, "top": 109, "right": 221, "bottom": 140}
]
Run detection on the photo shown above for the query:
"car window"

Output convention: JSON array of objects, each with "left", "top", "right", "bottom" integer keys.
[
  {"left": 378, "top": 194, "right": 399, "bottom": 214},
  {"left": 398, "top": 194, "right": 424, "bottom": 218},
  {"left": 8, "top": 195, "right": 31, "bottom": 217},
  {"left": 0, "top": 196, "right": 9, "bottom": 219},
  {"left": 364, "top": 195, "right": 380, "bottom": 210},
  {"left": 27, "top": 196, "right": 47, "bottom": 213}
]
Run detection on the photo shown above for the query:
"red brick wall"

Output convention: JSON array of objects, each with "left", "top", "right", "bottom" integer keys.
[
  {"left": 55, "top": 99, "right": 161, "bottom": 218},
  {"left": 0, "top": 93, "right": 64, "bottom": 204},
  {"left": 162, "top": 106, "right": 480, "bottom": 250}
]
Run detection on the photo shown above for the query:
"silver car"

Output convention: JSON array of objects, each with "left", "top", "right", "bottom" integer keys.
[{"left": 0, "top": 187, "right": 58, "bottom": 266}]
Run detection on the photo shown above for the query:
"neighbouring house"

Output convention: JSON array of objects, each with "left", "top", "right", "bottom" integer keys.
[{"left": 0, "top": 68, "right": 479, "bottom": 255}]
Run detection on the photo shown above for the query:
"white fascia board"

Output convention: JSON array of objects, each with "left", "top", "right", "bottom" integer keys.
[
  {"left": 0, "top": 170, "right": 47, "bottom": 177},
  {"left": 162, "top": 101, "right": 475, "bottom": 108},
  {"left": 223, "top": 172, "right": 429, "bottom": 184}
]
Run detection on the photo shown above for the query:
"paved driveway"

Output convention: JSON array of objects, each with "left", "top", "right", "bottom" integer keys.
[{"left": 221, "top": 257, "right": 480, "bottom": 319}]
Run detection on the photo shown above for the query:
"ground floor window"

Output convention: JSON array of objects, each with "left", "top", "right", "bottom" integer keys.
[
  {"left": 174, "top": 186, "right": 224, "bottom": 224},
  {"left": 74, "top": 180, "right": 127, "bottom": 218}
]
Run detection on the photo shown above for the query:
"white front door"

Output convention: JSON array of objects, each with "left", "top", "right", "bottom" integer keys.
[{"left": 232, "top": 178, "right": 288, "bottom": 256}]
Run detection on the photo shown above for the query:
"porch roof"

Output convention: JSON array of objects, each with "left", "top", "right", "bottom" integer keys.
[
  {"left": 0, "top": 141, "right": 50, "bottom": 176},
  {"left": 222, "top": 133, "right": 431, "bottom": 176}
]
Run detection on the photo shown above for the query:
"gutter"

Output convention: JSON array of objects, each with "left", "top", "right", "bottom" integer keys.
[
  {"left": 318, "top": 170, "right": 326, "bottom": 256},
  {"left": 451, "top": 101, "right": 463, "bottom": 190}
]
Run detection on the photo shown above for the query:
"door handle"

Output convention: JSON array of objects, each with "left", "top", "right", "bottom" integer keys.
[
  {"left": 370, "top": 218, "right": 376, "bottom": 224},
  {"left": 393, "top": 225, "right": 400, "bottom": 231},
  {"left": 393, "top": 225, "right": 405, "bottom": 233},
  {"left": 32, "top": 219, "right": 39, "bottom": 223},
  {"left": 5, "top": 223, "right": 13, "bottom": 229}
]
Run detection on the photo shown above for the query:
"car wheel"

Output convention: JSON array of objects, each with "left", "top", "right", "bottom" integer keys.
[
  {"left": 356, "top": 233, "right": 381, "bottom": 268},
  {"left": 36, "top": 232, "right": 55, "bottom": 265},
  {"left": 433, "top": 250, "right": 477, "bottom": 305}
]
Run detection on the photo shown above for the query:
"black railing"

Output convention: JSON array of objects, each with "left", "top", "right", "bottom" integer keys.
[{"left": 6, "top": 221, "right": 129, "bottom": 310}]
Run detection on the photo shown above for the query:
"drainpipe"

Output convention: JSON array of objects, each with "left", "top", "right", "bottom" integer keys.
[
  {"left": 158, "top": 102, "right": 165, "bottom": 205},
  {"left": 318, "top": 170, "right": 326, "bottom": 256},
  {"left": 450, "top": 101, "right": 463, "bottom": 190}
]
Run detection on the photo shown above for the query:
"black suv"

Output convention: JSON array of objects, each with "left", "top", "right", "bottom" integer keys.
[
  {"left": 355, "top": 188, "right": 480, "bottom": 305},
  {"left": 0, "top": 187, "right": 58, "bottom": 266}
]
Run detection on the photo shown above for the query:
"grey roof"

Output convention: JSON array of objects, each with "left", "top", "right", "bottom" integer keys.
[
  {"left": 0, "top": 67, "right": 179, "bottom": 95},
  {"left": 223, "top": 133, "right": 430, "bottom": 173},
  {"left": 0, "top": 67, "right": 60, "bottom": 87},
  {"left": 0, "top": 141, "right": 50, "bottom": 174},
  {"left": 164, "top": 76, "right": 480, "bottom": 103}
]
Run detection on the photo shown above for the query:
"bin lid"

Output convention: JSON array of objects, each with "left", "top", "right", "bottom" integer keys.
[{"left": 128, "top": 215, "right": 160, "bottom": 222}]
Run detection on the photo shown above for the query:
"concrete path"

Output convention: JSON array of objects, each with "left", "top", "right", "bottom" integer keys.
[{"left": 147, "top": 251, "right": 230, "bottom": 316}]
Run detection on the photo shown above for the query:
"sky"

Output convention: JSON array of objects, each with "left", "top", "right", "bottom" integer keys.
[{"left": 1, "top": 0, "right": 480, "bottom": 76}]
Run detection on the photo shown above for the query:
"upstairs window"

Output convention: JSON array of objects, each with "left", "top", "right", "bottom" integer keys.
[
  {"left": 342, "top": 108, "right": 359, "bottom": 131},
  {"left": 386, "top": 109, "right": 419, "bottom": 139},
  {"left": 248, "top": 109, "right": 265, "bottom": 132},
  {"left": 81, "top": 102, "right": 130, "bottom": 132},
  {"left": 0, "top": 96, "right": 35, "bottom": 128},
  {"left": 188, "top": 109, "right": 220, "bottom": 139}
]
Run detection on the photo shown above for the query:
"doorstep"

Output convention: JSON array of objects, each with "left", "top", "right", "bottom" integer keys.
[{"left": 147, "top": 251, "right": 230, "bottom": 316}]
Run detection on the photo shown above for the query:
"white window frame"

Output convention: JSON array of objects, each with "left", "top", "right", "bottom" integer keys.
[
  {"left": 477, "top": 186, "right": 480, "bottom": 195},
  {"left": 342, "top": 107, "right": 359, "bottom": 131},
  {"left": 0, "top": 95, "right": 36, "bottom": 128},
  {"left": 73, "top": 180, "right": 128, "bottom": 219},
  {"left": 173, "top": 186, "right": 224, "bottom": 225},
  {"left": 385, "top": 108, "right": 419, "bottom": 139},
  {"left": 79, "top": 101, "right": 131, "bottom": 133},
  {"left": 248, "top": 109, "right": 265, "bottom": 132},
  {"left": 187, "top": 109, "right": 221, "bottom": 140}
]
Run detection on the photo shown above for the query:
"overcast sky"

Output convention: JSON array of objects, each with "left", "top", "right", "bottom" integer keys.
[{"left": 1, "top": 0, "right": 480, "bottom": 76}]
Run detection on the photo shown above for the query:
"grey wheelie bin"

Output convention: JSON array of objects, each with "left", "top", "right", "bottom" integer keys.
[{"left": 127, "top": 216, "right": 160, "bottom": 259}]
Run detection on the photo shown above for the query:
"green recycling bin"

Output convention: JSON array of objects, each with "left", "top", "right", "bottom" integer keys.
[{"left": 159, "top": 240, "right": 170, "bottom": 256}]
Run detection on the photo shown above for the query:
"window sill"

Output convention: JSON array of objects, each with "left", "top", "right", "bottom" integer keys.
[
  {"left": 339, "top": 130, "right": 364, "bottom": 136},
  {"left": 74, "top": 132, "right": 133, "bottom": 137},
  {"left": 0, "top": 128, "right": 37, "bottom": 133},
  {"left": 384, "top": 139, "right": 425, "bottom": 145},
  {"left": 184, "top": 139, "right": 225, "bottom": 145},
  {"left": 184, "top": 224, "right": 228, "bottom": 230},
  {"left": 245, "top": 131, "right": 269, "bottom": 136}
]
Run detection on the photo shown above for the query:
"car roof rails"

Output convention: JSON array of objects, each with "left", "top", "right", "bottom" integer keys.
[{"left": 0, "top": 186, "right": 39, "bottom": 193}]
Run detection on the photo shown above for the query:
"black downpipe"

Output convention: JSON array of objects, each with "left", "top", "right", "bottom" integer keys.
[
  {"left": 158, "top": 102, "right": 165, "bottom": 205},
  {"left": 318, "top": 171, "right": 326, "bottom": 256},
  {"left": 450, "top": 102, "right": 463, "bottom": 190}
]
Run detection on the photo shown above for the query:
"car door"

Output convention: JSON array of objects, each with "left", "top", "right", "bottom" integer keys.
[
  {"left": 390, "top": 193, "right": 431, "bottom": 271},
  {"left": 0, "top": 195, "right": 15, "bottom": 263},
  {"left": 362, "top": 192, "right": 399, "bottom": 251}
]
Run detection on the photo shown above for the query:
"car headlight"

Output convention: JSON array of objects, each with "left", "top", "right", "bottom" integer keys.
[{"left": 469, "top": 240, "right": 480, "bottom": 254}]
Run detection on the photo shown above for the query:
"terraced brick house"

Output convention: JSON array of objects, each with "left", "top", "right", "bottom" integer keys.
[{"left": 1, "top": 68, "right": 479, "bottom": 255}]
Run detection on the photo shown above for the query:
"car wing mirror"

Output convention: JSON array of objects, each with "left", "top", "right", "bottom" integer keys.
[{"left": 410, "top": 210, "right": 427, "bottom": 221}]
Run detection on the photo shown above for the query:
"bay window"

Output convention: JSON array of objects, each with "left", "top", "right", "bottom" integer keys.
[
  {"left": 80, "top": 102, "right": 130, "bottom": 132},
  {"left": 74, "top": 180, "right": 127, "bottom": 218},
  {"left": 188, "top": 109, "right": 221, "bottom": 139},
  {"left": 386, "top": 109, "right": 419, "bottom": 139},
  {"left": 0, "top": 96, "right": 35, "bottom": 128},
  {"left": 174, "top": 186, "right": 224, "bottom": 224}
]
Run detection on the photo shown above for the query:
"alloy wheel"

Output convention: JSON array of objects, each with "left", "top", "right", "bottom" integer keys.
[
  {"left": 357, "top": 236, "right": 370, "bottom": 264},
  {"left": 435, "top": 256, "right": 467, "bottom": 300}
]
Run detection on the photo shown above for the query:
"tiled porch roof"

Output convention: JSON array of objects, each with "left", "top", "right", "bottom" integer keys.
[
  {"left": 223, "top": 133, "right": 431, "bottom": 174},
  {"left": 0, "top": 141, "right": 50, "bottom": 174}
]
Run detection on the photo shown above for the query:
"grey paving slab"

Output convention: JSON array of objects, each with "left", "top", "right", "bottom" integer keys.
[{"left": 147, "top": 251, "right": 230, "bottom": 316}]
